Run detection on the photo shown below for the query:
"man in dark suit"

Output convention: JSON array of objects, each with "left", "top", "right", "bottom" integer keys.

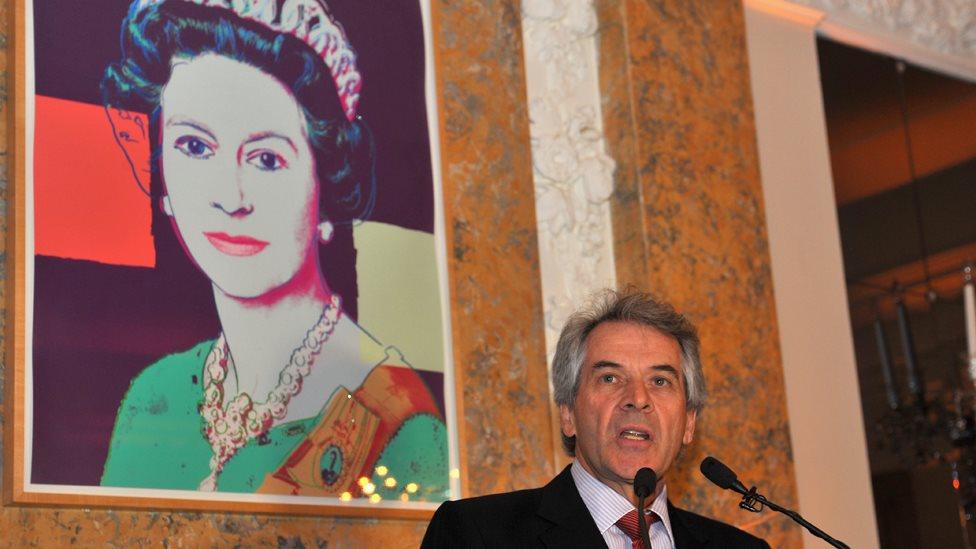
[{"left": 422, "top": 289, "right": 769, "bottom": 548}]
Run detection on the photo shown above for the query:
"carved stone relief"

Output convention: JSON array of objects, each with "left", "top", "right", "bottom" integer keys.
[{"left": 521, "top": 0, "right": 617, "bottom": 360}]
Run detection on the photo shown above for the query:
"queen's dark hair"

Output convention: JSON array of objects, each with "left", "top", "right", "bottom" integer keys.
[{"left": 102, "top": 0, "right": 374, "bottom": 316}]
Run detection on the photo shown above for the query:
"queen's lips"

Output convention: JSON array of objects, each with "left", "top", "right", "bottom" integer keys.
[{"left": 204, "top": 231, "right": 269, "bottom": 256}]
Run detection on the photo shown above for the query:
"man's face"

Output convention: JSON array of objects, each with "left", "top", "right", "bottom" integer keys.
[{"left": 560, "top": 321, "right": 697, "bottom": 502}]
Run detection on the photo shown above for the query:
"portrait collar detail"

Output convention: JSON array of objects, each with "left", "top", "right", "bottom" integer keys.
[{"left": 197, "top": 293, "right": 342, "bottom": 491}]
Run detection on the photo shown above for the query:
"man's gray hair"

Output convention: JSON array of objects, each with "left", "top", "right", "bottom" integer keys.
[{"left": 551, "top": 288, "right": 706, "bottom": 455}]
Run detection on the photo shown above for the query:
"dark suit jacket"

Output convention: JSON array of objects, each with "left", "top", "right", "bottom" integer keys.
[{"left": 421, "top": 465, "right": 770, "bottom": 548}]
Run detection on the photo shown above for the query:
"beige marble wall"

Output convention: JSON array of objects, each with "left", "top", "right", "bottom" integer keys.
[
  {"left": 433, "top": 0, "right": 555, "bottom": 498},
  {"left": 599, "top": 1, "right": 802, "bottom": 546}
]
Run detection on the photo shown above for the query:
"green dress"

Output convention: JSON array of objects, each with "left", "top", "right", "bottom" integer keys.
[{"left": 101, "top": 340, "right": 449, "bottom": 502}]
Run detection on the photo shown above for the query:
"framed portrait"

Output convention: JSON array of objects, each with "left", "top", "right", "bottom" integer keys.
[{"left": 4, "top": 0, "right": 459, "bottom": 518}]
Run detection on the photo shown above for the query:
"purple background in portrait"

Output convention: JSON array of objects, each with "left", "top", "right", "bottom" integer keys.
[{"left": 30, "top": 0, "right": 444, "bottom": 486}]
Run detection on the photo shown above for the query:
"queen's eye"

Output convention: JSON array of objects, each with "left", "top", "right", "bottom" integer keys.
[
  {"left": 173, "top": 135, "right": 215, "bottom": 159},
  {"left": 247, "top": 150, "right": 288, "bottom": 171}
]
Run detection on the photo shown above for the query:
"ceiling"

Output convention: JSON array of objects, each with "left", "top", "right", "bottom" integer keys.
[{"left": 820, "top": 39, "right": 976, "bottom": 206}]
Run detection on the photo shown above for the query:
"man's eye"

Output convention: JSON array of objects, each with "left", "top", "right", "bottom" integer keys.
[
  {"left": 173, "top": 136, "right": 215, "bottom": 159},
  {"left": 600, "top": 374, "right": 617, "bottom": 383},
  {"left": 246, "top": 150, "right": 288, "bottom": 171},
  {"left": 652, "top": 377, "right": 671, "bottom": 387}
]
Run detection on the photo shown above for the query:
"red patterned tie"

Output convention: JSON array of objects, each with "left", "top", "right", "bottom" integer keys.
[{"left": 615, "top": 509, "right": 657, "bottom": 549}]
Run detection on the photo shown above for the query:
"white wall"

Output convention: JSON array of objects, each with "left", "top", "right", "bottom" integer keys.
[{"left": 743, "top": 2, "right": 879, "bottom": 547}]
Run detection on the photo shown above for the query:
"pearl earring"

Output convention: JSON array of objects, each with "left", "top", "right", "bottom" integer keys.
[
  {"left": 162, "top": 196, "right": 174, "bottom": 217},
  {"left": 318, "top": 219, "right": 335, "bottom": 244}
]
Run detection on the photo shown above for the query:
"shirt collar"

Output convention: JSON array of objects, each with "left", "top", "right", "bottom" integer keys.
[{"left": 570, "top": 460, "right": 676, "bottom": 545}]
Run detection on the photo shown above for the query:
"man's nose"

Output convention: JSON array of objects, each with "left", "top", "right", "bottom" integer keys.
[{"left": 622, "top": 381, "right": 653, "bottom": 412}]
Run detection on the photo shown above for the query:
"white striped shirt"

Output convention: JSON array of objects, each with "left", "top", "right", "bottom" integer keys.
[{"left": 571, "top": 461, "right": 676, "bottom": 549}]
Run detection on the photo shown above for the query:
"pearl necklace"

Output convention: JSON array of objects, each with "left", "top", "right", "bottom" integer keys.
[{"left": 198, "top": 295, "right": 342, "bottom": 491}]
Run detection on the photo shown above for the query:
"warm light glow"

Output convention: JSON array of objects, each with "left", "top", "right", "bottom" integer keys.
[
  {"left": 375, "top": 465, "right": 389, "bottom": 477},
  {"left": 399, "top": 493, "right": 410, "bottom": 502},
  {"left": 362, "top": 482, "right": 376, "bottom": 495},
  {"left": 954, "top": 478, "right": 961, "bottom": 490},
  {"left": 357, "top": 476, "right": 370, "bottom": 487},
  {"left": 369, "top": 493, "right": 382, "bottom": 503},
  {"left": 405, "top": 483, "right": 419, "bottom": 494},
  {"left": 384, "top": 477, "right": 397, "bottom": 488},
  {"left": 339, "top": 491, "right": 352, "bottom": 502},
  {"left": 449, "top": 468, "right": 460, "bottom": 479}
]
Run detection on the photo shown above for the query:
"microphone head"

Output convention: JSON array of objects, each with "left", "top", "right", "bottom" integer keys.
[
  {"left": 700, "top": 456, "right": 738, "bottom": 490},
  {"left": 633, "top": 467, "right": 657, "bottom": 499}
]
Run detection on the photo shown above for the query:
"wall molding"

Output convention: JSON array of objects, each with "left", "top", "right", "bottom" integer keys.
[
  {"left": 745, "top": 0, "right": 825, "bottom": 27},
  {"left": 798, "top": 0, "right": 976, "bottom": 61},
  {"left": 521, "top": 0, "right": 617, "bottom": 360},
  {"left": 746, "top": 0, "right": 976, "bottom": 82}
]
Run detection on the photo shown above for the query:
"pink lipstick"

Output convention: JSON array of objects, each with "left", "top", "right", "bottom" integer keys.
[{"left": 204, "top": 232, "right": 269, "bottom": 256}]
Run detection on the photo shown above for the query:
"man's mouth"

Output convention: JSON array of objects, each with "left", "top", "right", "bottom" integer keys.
[{"left": 620, "top": 429, "right": 650, "bottom": 441}]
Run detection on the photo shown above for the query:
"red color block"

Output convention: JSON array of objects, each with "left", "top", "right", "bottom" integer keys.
[{"left": 33, "top": 95, "right": 155, "bottom": 267}]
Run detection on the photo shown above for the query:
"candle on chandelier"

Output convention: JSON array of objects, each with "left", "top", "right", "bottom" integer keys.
[
  {"left": 873, "top": 318, "right": 900, "bottom": 410},
  {"left": 964, "top": 265, "right": 976, "bottom": 384},
  {"left": 895, "top": 299, "right": 924, "bottom": 407}
]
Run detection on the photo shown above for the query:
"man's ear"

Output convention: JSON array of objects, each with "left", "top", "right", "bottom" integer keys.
[
  {"left": 105, "top": 105, "right": 152, "bottom": 194},
  {"left": 683, "top": 409, "right": 697, "bottom": 445},
  {"left": 559, "top": 404, "right": 576, "bottom": 438}
]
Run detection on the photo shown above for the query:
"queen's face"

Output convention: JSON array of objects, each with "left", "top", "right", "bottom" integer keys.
[{"left": 160, "top": 53, "right": 320, "bottom": 300}]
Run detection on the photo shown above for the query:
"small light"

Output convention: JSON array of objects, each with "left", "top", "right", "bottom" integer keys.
[
  {"left": 375, "top": 465, "right": 389, "bottom": 476},
  {"left": 339, "top": 492, "right": 352, "bottom": 502},
  {"left": 449, "top": 468, "right": 460, "bottom": 479},
  {"left": 954, "top": 478, "right": 961, "bottom": 490},
  {"left": 363, "top": 482, "right": 376, "bottom": 495},
  {"left": 357, "top": 476, "right": 369, "bottom": 487},
  {"left": 384, "top": 477, "right": 397, "bottom": 488},
  {"left": 399, "top": 493, "right": 409, "bottom": 502},
  {"left": 405, "top": 483, "right": 419, "bottom": 494},
  {"left": 369, "top": 493, "right": 381, "bottom": 504}
]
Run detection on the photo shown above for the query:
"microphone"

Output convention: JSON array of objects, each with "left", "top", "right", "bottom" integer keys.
[
  {"left": 632, "top": 468, "right": 656, "bottom": 549},
  {"left": 634, "top": 467, "right": 657, "bottom": 498},
  {"left": 700, "top": 456, "right": 748, "bottom": 495},
  {"left": 700, "top": 457, "right": 850, "bottom": 549}
]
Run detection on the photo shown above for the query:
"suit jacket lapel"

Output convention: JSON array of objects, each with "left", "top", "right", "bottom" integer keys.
[
  {"left": 668, "top": 500, "right": 709, "bottom": 549},
  {"left": 535, "top": 465, "right": 607, "bottom": 549}
]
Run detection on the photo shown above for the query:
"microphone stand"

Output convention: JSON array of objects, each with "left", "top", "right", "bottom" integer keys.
[
  {"left": 636, "top": 493, "right": 652, "bottom": 549},
  {"left": 633, "top": 468, "right": 656, "bottom": 549},
  {"left": 738, "top": 485, "right": 849, "bottom": 549}
]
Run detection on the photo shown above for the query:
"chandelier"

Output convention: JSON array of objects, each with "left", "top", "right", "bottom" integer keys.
[{"left": 862, "top": 59, "right": 976, "bottom": 543}]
